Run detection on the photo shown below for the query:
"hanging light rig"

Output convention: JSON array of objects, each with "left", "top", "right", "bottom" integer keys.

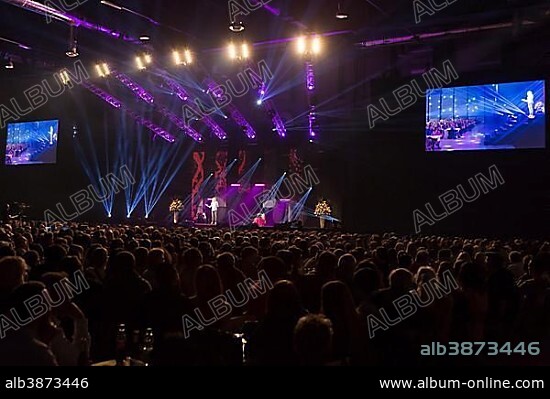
[{"left": 66, "top": 24, "right": 79, "bottom": 58}]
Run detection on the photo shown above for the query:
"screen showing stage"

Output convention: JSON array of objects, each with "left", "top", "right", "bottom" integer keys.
[
  {"left": 5, "top": 120, "right": 59, "bottom": 165},
  {"left": 426, "top": 80, "right": 546, "bottom": 151}
]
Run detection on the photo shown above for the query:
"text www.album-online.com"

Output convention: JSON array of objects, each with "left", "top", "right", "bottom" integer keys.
[{"left": 379, "top": 378, "right": 545, "bottom": 390}]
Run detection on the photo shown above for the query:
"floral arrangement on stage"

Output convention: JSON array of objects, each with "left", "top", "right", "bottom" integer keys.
[
  {"left": 314, "top": 200, "right": 332, "bottom": 216},
  {"left": 169, "top": 199, "right": 184, "bottom": 213},
  {"left": 170, "top": 199, "right": 184, "bottom": 224},
  {"left": 314, "top": 200, "right": 332, "bottom": 229}
]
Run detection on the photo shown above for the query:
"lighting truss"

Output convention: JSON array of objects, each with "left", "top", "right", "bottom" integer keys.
[
  {"left": 165, "top": 78, "right": 227, "bottom": 140},
  {"left": 81, "top": 81, "right": 177, "bottom": 142},
  {"left": 205, "top": 78, "right": 256, "bottom": 139},
  {"left": 112, "top": 72, "right": 202, "bottom": 141}
]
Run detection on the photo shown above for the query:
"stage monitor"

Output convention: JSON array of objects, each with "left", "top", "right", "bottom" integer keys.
[
  {"left": 5, "top": 119, "right": 59, "bottom": 165},
  {"left": 425, "top": 80, "right": 545, "bottom": 151}
]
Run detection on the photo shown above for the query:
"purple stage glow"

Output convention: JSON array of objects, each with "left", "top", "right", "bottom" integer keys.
[
  {"left": 265, "top": 101, "right": 287, "bottom": 138},
  {"left": 125, "top": 110, "right": 176, "bottom": 143},
  {"left": 306, "top": 62, "right": 315, "bottom": 91},
  {"left": 308, "top": 106, "right": 317, "bottom": 138},
  {"left": 262, "top": 4, "right": 280, "bottom": 16},
  {"left": 205, "top": 79, "right": 256, "bottom": 139},
  {"left": 166, "top": 78, "right": 227, "bottom": 140},
  {"left": 228, "top": 107, "right": 256, "bottom": 139},
  {"left": 81, "top": 82, "right": 122, "bottom": 108},
  {"left": 111, "top": 73, "right": 201, "bottom": 140},
  {"left": 3, "top": 0, "right": 140, "bottom": 43},
  {"left": 156, "top": 105, "right": 202, "bottom": 142},
  {"left": 114, "top": 72, "right": 155, "bottom": 104},
  {"left": 165, "top": 79, "right": 190, "bottom": 102},
  {"left": 81, "top": 82, "right": 176, "bottom": 143},
  {"left": 305, "top": 61, "right": 318, "bottom": 139}
]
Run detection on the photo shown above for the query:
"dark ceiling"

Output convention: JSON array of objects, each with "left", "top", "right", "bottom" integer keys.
[{"left": 0, "top": 0, "right": 548, "bottom": 72}]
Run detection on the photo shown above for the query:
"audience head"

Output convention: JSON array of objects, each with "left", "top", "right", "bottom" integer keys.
[
  {"left": 294, "top": 314, "right": 333, "bottom": 365},
  {"left": 0, "top": 256, "right": 27, "bottom": 295}
]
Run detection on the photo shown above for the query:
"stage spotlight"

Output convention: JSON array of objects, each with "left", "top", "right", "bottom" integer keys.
[
  {"left": 95, "top": 63, "right": 110, "bottom": 77},
  {"left": 4, "top": 57, "right": 13, "bottom": 69},
  {"left": 241, "top": 43, "right": 250, "bottom": 59},
  {"left": 296, "top": 36, "right": 307, "bottom": 54},
  {"left": 101, "top": 0, "right": 122, "bottom": 10},
  {"left": 136, "top": 54, "right": 152, "bottom": 70},
  {"left": 228, "top": 42, "right": 237, "bottom": 60},
  {"left": 228, "top": 42, "right": 250, "bottom": 60},
  {"left": 173, "top": 49, "right": 193, "bottom": 66},
  {"left": 139, "top": 35, "right": 150, "bottom": 42},
  {"left": 136, "top": 57, "right": 145, "bottom": 70},
  {"left": 107, "top": 214, "right": 112, "bottom": 218},
  {"left": 312, "top": 36, "right": 321, "bottom": 55},
  {"left": 296, "top": 35, "right": 321, "bottom": 56},
  {"left": 336, "top": 3, "right": 349, "bottom": 19},
  {"left": 66, "top": 43, "right": 79, "bottom": 58},
  {"left": 229, "top": 21, "right": 245, "bottom": 32},
  {"left": 257, "top": 99, "right": 263, "bottom": 105},
  {"left": 65, "top": 25, "right": 79, "bottom": 58},
  {"left": 59, "top": 70, "right": 71, "bottom": 86}
]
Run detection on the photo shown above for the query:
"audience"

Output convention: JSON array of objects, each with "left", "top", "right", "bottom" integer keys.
[{"left": 0, "top": 222, "right": 548, "bottom": 366}]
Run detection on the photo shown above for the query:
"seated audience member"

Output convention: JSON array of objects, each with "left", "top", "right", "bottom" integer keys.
[
  {"left": 41, "top": 272, "right": 91, "bottom": 366},
  {"left": 293, "top": 314, "right": 333, "bottom": 366},
  {"left": 0, "top": 256, "right": 27, "bottom": 310},
  {"left": 248, "top": 281, "right": 306, "bottom": 365},
  {"left": 321, "top": 281, "right": 364, "bottom": 364},
  {"left": 507, "top": 251, "right": 525, "bottom": 280},
  {"left": 0, "top": 282, "right": 58, "bottom": 366}
]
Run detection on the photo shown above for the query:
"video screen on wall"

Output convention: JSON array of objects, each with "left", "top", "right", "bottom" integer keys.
[
  {"left": 5, "top": 119, "right": 59, "bottom": 165},
  {"left": 425, "top": 80, "right": 546, "bottom": 151}
]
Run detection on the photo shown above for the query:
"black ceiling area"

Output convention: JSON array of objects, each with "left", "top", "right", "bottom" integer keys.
[{"left": 1, "top": 0, "right": 549, "bottom": 72}]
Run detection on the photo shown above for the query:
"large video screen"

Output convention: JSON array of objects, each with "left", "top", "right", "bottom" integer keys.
[
  {"left": 5, "top": 120, "right": 59, "bottom": 165},
  {"left": 426, "top": 80, "right": 545, "bottom": 151}
]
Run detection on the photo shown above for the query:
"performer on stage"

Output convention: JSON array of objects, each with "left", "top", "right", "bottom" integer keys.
[
  {"left": 206, "top": 196, "right": 219, "bottom": 225},
  {"left": 253, "top": 213, "right": 266, "bottom": 228},
  {"left": 522, "top": 90, "right": 535, "bottom": 119}
]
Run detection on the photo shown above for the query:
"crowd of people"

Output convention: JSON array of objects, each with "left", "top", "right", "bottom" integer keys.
[
  {"left": 0, "top": 221, "right": 549, "bottom": 366},
  {"left": 426, "top": 118, "right": 477, "bottom": 139}
]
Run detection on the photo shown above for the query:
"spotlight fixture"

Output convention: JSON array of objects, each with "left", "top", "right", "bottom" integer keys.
[
  {"left": 100, "top": 0, "right": 122, "bottom": 10},
  {"left": 139, "top": 35, "right": 151, "bottom": 42},
  {"left": 4, "top": 57, "right": 14, "bottom": 69},
  {"left": 59, "top": 70, "right": 71, "bottom": 85},
  {"left": 95, "top": 63, "right": 111, "bottom": 77},
  {"left": 241, "top": 43, "right": 250, "bottom": 59},
  {"left": 336, "top": 3, "right": 349, "bottom": 19},
  {"left": 229, "top": 21, "right": 245, "bottom": 32},
  {"left": 227, "top": 42, "right": 250, "bottom": 60},
  {"left": 173, "top": 49, "right": 193, "bottom": 66},
  {"left": 65, "top": 25, "right": 79, "bottom": 58},
  {"left": 136, "top": 53, "right": 152, "bottom": 70},
  {"left": 296, "top": 34, "right": 322, "bottom": 56}
]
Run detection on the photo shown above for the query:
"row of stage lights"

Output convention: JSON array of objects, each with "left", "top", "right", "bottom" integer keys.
[
  {"left": 54, "top": 35, "right": 323, "bottom": 143},
  {"left": 85, "top": 34, "right": 323, "bottom": 76}
]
